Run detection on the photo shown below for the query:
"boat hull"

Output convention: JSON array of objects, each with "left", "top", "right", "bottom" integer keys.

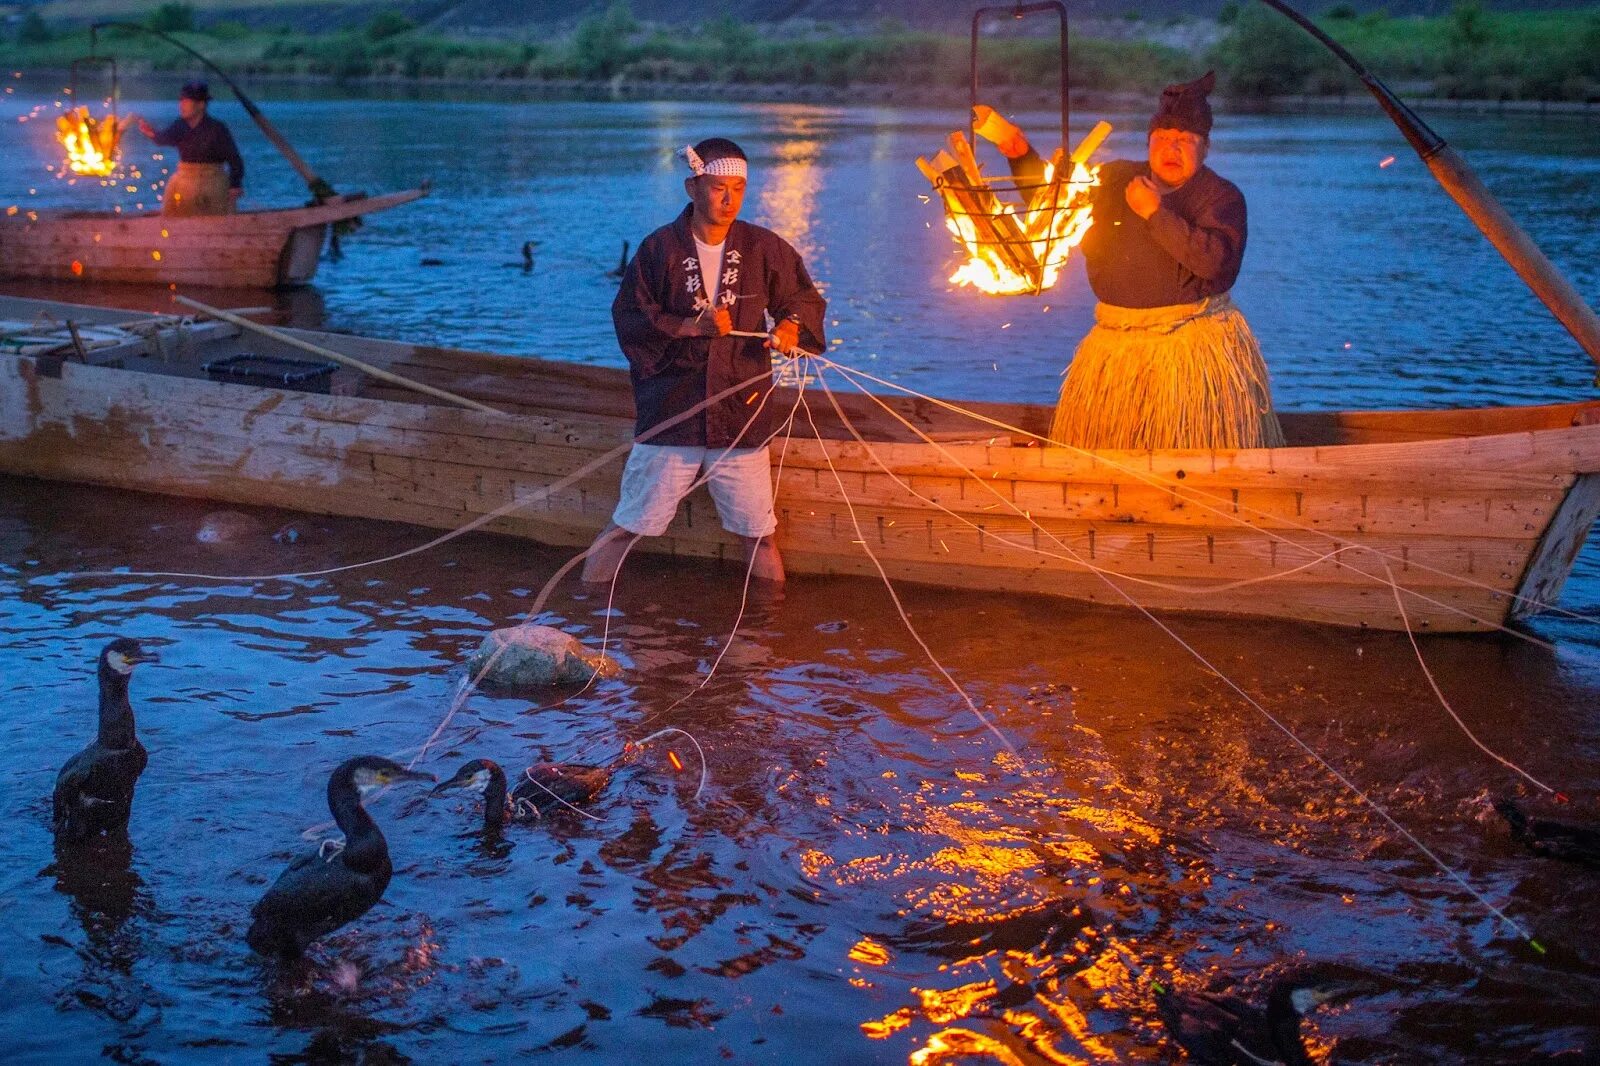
[
  {"left": 0, "top": 188, "right": 427, "bottom": 289},
  {"left": 3, "top": 296, "right": 1599, "bottom": 632}
]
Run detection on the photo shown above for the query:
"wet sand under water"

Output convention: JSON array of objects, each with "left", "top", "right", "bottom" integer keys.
[{"left": 1, "top": 473, "right": 1598, "bottom": 1063}]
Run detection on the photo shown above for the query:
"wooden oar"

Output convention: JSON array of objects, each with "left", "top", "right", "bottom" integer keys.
[
  {"left": 175, "top": 295, "right": 505, "bottom": 415},
  {"left": 1257, "top": 0, "right": 1600, "bottom": 373}
]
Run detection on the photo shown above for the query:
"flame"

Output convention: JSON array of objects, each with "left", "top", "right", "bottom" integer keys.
[
  {"left": 942, "top": 157, "right": 1100, "bottom": 296},
  {"left": 55, "top": 106, "right": 123, "bottom": 177}
]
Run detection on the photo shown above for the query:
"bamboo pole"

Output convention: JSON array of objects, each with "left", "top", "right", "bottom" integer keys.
[
  {"left": 174, "top": 296, "right": 505, "bottom": 415},
  {"left": 1256, "top": 0, "right": 1600, "bottom": 375}
]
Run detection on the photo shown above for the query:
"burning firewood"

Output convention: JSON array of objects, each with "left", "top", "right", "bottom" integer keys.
[
  {"left": 917, "top": 120, "right": 1111, "bottom": 296},
  {"left": 56, "top": 106, "right": 130, "bottom": 177}
]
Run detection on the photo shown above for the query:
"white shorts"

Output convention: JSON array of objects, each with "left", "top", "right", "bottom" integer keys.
[{"left": 612, "top": 444, "right": 778, "bottom": 539}]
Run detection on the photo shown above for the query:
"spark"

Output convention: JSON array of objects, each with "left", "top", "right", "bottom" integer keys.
[
  {"left": 1379, "top": 155, "right": 1396, "bottom": 168},
  {"left": 667, "top": 751, "right": 684, "bottom": 772}
]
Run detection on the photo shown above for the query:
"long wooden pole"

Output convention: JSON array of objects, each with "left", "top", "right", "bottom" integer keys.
[
  {"left": 175, "top": 296, "right": 505, "bottom": 415},
  {"left": 1256, "top": 0, "right": 1600, "bottom": 373}
]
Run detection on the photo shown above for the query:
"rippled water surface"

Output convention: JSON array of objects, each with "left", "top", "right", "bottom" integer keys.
[{"left": 3, "top": 87, "right": 1600, "bottom": 1063}]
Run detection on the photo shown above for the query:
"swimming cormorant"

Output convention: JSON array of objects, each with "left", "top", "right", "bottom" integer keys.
[
  {"left": 1155, "top": 969, "right": 1353, "bottom": 1066},
  {"left": 246, "top": 756, "right": 434, "bottom": 959},
  {"left": 52, "top": 638, "right": 159, "bottom": 843},
  {"left": 1496, "top": 798, "right": 1600, "bottom": 871},
  {"left": 434, "top": 757, "right": 611, "bottom": 831},
  {"left": 606, "top": 239, "right": 630, "bottom": 278}
]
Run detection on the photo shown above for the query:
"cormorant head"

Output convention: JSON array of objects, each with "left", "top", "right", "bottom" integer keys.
[
  {"left": 101, "top": 637, "right": 159, "bottom": 677},
  {"left": 340, "top": 756, "right": 435, "bottom": 795},
  {"left": 1267, "top": 963, "right": 1374, "bottom": 1018},
  {"left": 433, "top": 758, "right": 504, "bottom": 796}
]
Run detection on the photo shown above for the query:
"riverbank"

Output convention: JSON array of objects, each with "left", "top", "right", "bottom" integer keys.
[{"left": 9, "top": 5, "right": 1600, "bottom": 103}]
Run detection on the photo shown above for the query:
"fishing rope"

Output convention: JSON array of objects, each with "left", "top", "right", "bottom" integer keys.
[
  {"left": 801, "top": 360, "right": 1540, "bottom": 948},
  {"left": 818, "top": 362, "right": 1570, "bottom": 801},
  {"left": 821, "top": 356, "right": 1600, "bottom": 636},
  {"left": 1384, "top": 562, "right": 1559, "bottom": 797},
  {"left": 819, "top": 359, "right": 1555, "bottom": 652},
  {"left": 797, "top": 387, "right": 1020, "bottom": 758},
  {"left": 405, "top": 371, "right": 793, "bottom": 772}
]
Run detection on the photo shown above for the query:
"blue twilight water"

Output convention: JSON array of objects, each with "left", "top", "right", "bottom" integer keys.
[{"left": 2, "top": 86, "right": 1600, "bottom": 1063}]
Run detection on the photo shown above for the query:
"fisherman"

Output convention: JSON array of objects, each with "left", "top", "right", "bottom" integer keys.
[
  {"left": 975, "top": 72, "right": 1284, "bottom": 450},
  {"left": 581, "top": 137, "right": 827, "bottom": 586},
  {"left": 133, "top": 80, "right": 244, "bottom": 217}
]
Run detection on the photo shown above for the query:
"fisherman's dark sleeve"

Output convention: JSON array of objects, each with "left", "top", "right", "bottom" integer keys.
[
  {"left": 151, "top": 120, "right": 187, "bottom": 148},
  {"left": 1004, "top": 147, "right": 1048, "bottom": 190},
  {"left": 219, "top": 123, "right": 244, "bottom": 189},
  {"left": 1143, "top": 178, "right": 1247, "bottom": 288},
  {"left": 612, "top": 236, "right": 704, "bottom": 380},
  {"left": 765, "top": 239, "right": 827, "bottom": 354}
]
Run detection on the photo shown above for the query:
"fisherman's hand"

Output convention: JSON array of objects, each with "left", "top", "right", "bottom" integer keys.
[
  {"left": 1125, "top": 176, "right": 1162, "bottom": 220},
  {"left": 136, "top": 117, "right": 156, "bottom": 139},
  {"left": 766, "top": 319, "right": 800, "bottom": 354},
  {"left": 711, "top": 306, "right": 733, "bottom": 337}
]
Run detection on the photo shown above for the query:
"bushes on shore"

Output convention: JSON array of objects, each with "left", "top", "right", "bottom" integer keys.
[{"left": 7, "top": 2, "right": 1599, "bottom": 102}]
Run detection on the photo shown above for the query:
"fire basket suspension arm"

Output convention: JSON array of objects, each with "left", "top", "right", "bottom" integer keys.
[
  {"left": 1256, "top": 0, "right": 1600, "bottom": 375},
  {"left": 90, "top": 22, "right": 339, "bottom": 201}
]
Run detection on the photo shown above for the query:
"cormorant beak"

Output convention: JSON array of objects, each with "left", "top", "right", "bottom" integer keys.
[
  {"left": 387, "top": 768, "right": 435, "bottom": 785},
  {"left": 129, "top": 650, "right": 161, "bottom": 666},
  {"left": 432, "top": 772, "right": 471, "bottom": 794}
]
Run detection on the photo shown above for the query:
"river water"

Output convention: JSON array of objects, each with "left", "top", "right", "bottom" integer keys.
[{"left": 2, "top": 86, "right": 1600, "bottom": 1063}]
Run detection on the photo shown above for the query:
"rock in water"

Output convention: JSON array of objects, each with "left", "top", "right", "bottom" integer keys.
[
  {"left": 196, "top": 510, "right": 263, "bottom": 544},
  {"left": 467, "top": 626, "right": 620, "bottom": 689}
]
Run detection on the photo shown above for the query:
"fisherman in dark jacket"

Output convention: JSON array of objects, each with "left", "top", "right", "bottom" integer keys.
[
  {"left": 133, "top": 80, "right": 244, "bottom": 216},
  {"left": 582, "top": 137, "right": 827, "bottom": 585},
  {"left": 976, "top": 73, "right": 1283, "bottom": 450}
]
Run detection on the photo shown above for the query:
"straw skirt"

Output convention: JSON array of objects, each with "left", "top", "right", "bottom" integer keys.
[
  {"left": 1051, "top": 295, "right": 1285, "bottom": 450},
  {"left": 162, "top": 162, "right": 233, "bottom": 217}
]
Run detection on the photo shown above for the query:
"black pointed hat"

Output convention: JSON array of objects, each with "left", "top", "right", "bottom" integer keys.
[{"left": 1149, "top": 71, "right": 1215, "bottom": 137}]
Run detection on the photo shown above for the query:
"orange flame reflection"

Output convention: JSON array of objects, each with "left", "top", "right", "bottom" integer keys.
[{"left": 56, "top": 106, "right": 124, "bottom": 177}]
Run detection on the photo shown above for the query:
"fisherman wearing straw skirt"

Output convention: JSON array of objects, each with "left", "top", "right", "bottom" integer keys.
[
  {"left": 976, "top": 73, "right": 1283, "bottom": 450},
  {"left": 133, "top": 81, "right": 244, "bottom": 217}
]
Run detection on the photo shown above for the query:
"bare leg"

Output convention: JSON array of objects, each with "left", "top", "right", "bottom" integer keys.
[
  {"left": 740, "top": 535, "right": 785, "bottom": 583},
  {"left": 581, "top": 522, "right": 636, "bottom": 584}
]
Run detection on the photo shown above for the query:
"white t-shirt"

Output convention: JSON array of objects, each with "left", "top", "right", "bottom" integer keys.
[{"left": 695, "top": 238, "right": 725, "bottom": 305}]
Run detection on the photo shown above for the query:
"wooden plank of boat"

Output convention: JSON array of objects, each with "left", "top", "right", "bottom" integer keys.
[
  {"left": 3, "top": 294, "right": 1599, "bottom": 632},
  {"left": 0, "top": 187, "right": 428, "bottom": 288}
]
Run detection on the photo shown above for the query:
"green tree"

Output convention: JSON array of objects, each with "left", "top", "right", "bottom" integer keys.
[
  {"left": 572, "top": 1, "right": 639, "bottom": 79},
  {"left": 147, "top": 2, "right": 195, "bottom": 32},
  {"left": 367, "top": 10, "right": 415, "bottom": 42},
  {"left": 18, "top": 11, "right": 51, "bottom": 44},
  {"left": 1210, "top": 5, "right": 1336, "bottom": 96}
]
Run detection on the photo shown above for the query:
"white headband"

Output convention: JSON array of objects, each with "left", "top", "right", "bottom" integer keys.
[{"left": 680, "top": 144, "right": 747, "bottom": 179}]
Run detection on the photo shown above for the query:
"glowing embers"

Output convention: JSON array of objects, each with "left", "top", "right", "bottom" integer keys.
[
  {"left": 56, "top": 105, "right": 127, "bottom": 177},
  {"left": 917, "top": 121, "right": 1112, "bottom": 296}
]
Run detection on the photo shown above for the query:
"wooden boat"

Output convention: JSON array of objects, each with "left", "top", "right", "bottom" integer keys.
[
  {"left": 0, "top": 188, "right": 428, "bottom": 289},
  {"left": 3, "top": 293, "right": 1598, "bottom": 633}
]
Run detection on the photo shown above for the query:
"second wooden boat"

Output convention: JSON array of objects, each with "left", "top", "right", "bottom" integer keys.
[{"left": 0, "top": 187, "right": 428, "bottom": 289}]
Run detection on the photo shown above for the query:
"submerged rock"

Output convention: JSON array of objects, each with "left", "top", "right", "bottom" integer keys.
[
  {"left": 196, "top": 510, "right": 264, "bottom": 544},
  {"left": 467, "top": 626, "right": 620, "bottom": 689}
]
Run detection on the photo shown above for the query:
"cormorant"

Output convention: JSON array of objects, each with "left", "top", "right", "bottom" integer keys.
[
  {"left": 52, "top": 638, "right": 159, "bottom": 843},
  {"left": 606, "top": 239, "right": 630, "bottom": 278},
  {"left": 434, "top": 757, "right": 611, "bottom": 831},
  {"left": 246, "top": 756, "right": 434, "bottom": 959},
  {"left": 1496, "top": 798, "right": 1600, "bottom": 871},
  {"left": 1155, "top": 969, "right": 1354, "bottom": 1066}
]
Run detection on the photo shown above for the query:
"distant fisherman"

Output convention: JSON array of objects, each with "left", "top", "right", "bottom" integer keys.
[
  {"left": 133, "top": 80, "right": 244, "bottom": 217},
  {"left": 976, "top": 72, "right": 1284, "bottom": 450}
]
